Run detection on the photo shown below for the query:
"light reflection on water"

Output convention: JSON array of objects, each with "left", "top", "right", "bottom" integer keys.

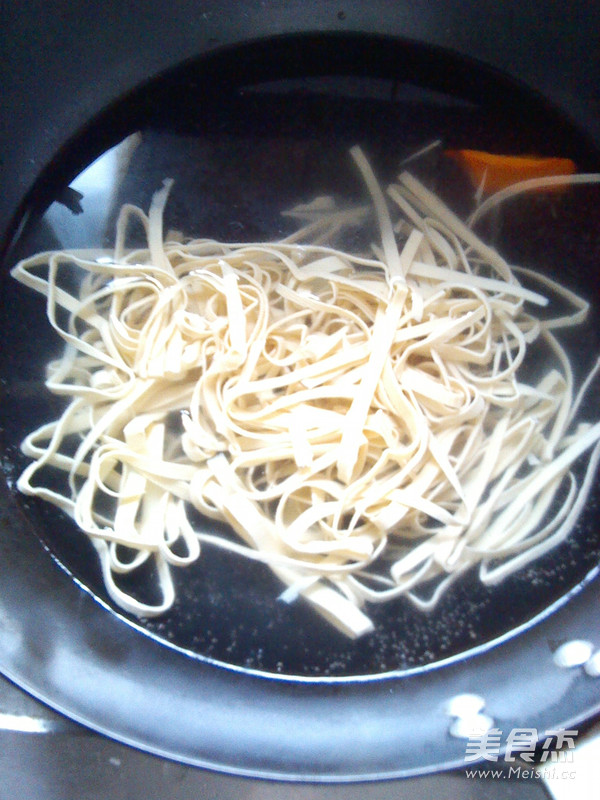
[{"left": 44, "top": 134, "right": 142, "bottom": 251}]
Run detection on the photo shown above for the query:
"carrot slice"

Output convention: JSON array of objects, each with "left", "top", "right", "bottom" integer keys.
[{"left": 444, "top": 149, "right": 576, "bottom": 195}]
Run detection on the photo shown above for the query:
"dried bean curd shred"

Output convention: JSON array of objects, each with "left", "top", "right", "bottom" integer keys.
[{"left": 11, "top": 146, "right": 600, "bottom": 639}]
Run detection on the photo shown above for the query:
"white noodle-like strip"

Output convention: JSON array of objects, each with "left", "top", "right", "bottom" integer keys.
[
  {"left": 468, "top": 173, "right": 600, "bottom": 227},
  {"left": 10, "top": 154, "right": 600, "bottom": 638},
  {"left": 350, "top": 145, "right": 405, "bottom": 281}
]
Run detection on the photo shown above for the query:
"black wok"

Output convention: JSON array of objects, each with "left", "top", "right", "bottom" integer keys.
[{"left": 1, "top": 1, "right": 599, "bottom": 781}]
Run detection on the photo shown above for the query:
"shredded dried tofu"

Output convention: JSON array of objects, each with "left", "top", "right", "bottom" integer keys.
[{"left": 11, "top": 147, "right": 600, "bottom": 639}]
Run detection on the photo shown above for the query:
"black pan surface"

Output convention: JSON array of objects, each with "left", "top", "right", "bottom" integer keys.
[{"left": 1, "top": 37, "right": 600, "bottom": 779}]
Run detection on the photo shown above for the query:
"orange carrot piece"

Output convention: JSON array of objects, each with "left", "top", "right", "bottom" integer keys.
[{"left": 444, "top": 150, "right": 576, "bottom": 195}]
